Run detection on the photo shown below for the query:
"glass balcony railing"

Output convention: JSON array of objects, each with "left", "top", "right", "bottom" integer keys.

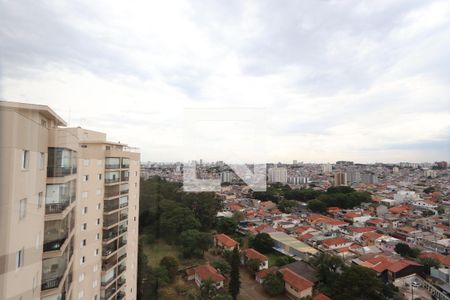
[
  {"left": 121, "top": 158, "right": 129, "bottom": 169},
  {"left": 43, "top": 216, "right": 71, "bottom": 252},
  {"left": 41, "top": 246, "right": 70, "bottom": 290},
  {"left": 45, "top": 180, "right": 76, "bottom": 214},
  {"left": 105, "top": 171, "right": 120, "bottom": 184},
  {"left": 103, "top": 228, "right": 118, "bottom": 242},
  {"left": 104, "top": 214, "right": 119, "bottom": 227},
  {"left": 117, "top": 291, "right": 125, "bottom": 300},
  {"left": 104, "top": 200, "right": 119, "bottom": 213},
  {"left": 47, "top": 148, "right": 77, "bottom": 177},
  {"left": 105, "top": 157, "right": 120, "bottom": 169},
  {"left": 103, "top": 242, "right": 118, "bottom": 257}
]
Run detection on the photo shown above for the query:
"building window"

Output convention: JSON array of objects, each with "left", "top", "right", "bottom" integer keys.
[
  {"left": 96, "top": 233, "right": 100, "bottom": 240},
  {"left": 41, "top": 119, "right": 47, "bottom": 127},
  {"left": 82, "top": 207, "right": 88, "bottom": 214},
  {"left": 16, "top": 248, "right": 24, "bottom": 269},
  {"left": 39, "top": 152, "right": 45, "bottom": 170},
  {"left": 78, "top": 290, "right": 84, "bottom": 299},
  {"left": 93, "top": 264, "right": 98, "bottom": 272},
  {"left": 83, "top": 175, "right": 89, "bottom": 182},
  {"left": 21, "top": 150, "right": 30, "bottom": 169},
  {"left": 96, "top": 203, "right": 101, "bottom": 210},
  {"left": 93, "top": 280, "right": 98, "bottom": 288},
  {"left": 19, "top": 198, "right": 27, "bottom": 220},
  {"left": 82, "top": 223, "right": 87, "bottom": 231},
  {"left": 81, "top": 239, "right": 87, "bottom": 247},
  {"left": 98, "top": 174, "right": 102, "bottom": 180},
  {"left": 95, "top": 248, "right": 99, "bottom": 256},
  {"left": 81, "top": 144, "right": 87, "bottom": 148},
  {"left": 79, "top": 272, "right": 85, "bottom": 282},
  {"left": 37, "top": 192, "right": 43, "bottom": 208},
  {"left": 96, "top": 218, "right": 100, "bottom": 225},
  {"left": 80, "top": 256, "right": 86, "bottom": 265}
]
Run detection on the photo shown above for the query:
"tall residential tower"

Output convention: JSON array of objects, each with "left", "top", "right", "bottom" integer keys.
[{"left": 0, "top": 101, "right": 140, "bottom": 300}]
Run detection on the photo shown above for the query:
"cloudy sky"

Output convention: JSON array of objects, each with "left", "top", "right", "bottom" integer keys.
[{"left": 1, "top": 0, "right": 449, "bottom": 163}]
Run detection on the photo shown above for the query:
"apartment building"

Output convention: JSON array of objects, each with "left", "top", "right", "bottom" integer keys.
[
  {"left": 0, "top": 101, "right": 140, "bottom": 300},
  {"left": 268, "top": 167, "right": 287, "bottom": 184}
]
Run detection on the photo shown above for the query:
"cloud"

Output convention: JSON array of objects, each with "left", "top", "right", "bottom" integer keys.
[{"left": 1, "top": 0, "right": 449, "bottom": 163}]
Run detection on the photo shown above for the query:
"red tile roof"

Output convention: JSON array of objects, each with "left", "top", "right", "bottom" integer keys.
[
  {"left": 280, "top": 268, "right": 314, "bottom": 291},
  {"left": 215, "top": 234, "right": 238, "bottom": 248},
  {"left": 313, "top": 293, "right": 332, "bottom": 300},
  {"left": 194, "top": 265, "right": 225, "bottom": 282},
  {"left": 321, "top": 237, "right": 351, "bottom": 247},
  {"left": 243, "top": 248, "right": 268, "bottom": 262},
  {"left": 348, "top": 227, "right": 377, "bottom": 233}
]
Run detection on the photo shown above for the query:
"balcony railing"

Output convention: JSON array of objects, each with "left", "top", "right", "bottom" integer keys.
[
  {"left": 118, "top": 239, "right": 127, "bottom": 248},
  {"left": 103, "top": 230, "right": 118, "bottom": 242},
  {"left": 47, "top": 166, "right": 77, "bottom": 177},
  {"left": 104, "top": 202, "right": 119, "bottom": 213},
  {"left": 105, "top": 178, "right": 120, "bottom": 184},
  {"left": 117, "top": 291, "right": 125, "bottom": 300},
  {"left": 105, "top": 163, "right": 120, "bottom": 169},
  {"left": 118, "top": 265, "right": 126, "bottom": 275},
  {"left": 103, "top": 244, "right": 117, "bottom": 257},
  {"left": 42, "top": 275, "right": 63, "bottom": 290},
  {"left": 43, "top": 237, "right": 67, "bottom": 252},
  {"left": 45, "top": 201, "right": 71, "bottom": 214}
]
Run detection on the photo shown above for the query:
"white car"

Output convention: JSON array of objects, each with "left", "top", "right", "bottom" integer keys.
[{"left": 411, "top": 281, "right": 421, "bottom": 287}]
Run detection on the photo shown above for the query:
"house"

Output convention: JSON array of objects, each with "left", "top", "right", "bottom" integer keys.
[
  {"left": 191, "top": 265, "right": 225, "bottom": 289},
  {"left": 419, "top": 251, "right": 450, "bottom": 267},
  {"left": 241, "top": 248, "right": 268, "bottom": 271},
  {"left": 361, "top": 232, "right": 384, "bottom": 246},
  {"left": 347, "top": 227, "right": 377, "bottom": 240},
  {"left": 313, "top": 293, "right": 332, "bottom": 300},
  {"left": 255, "top": 267, "right": 278, "bottom": 284},
  {"left": 395, "top": 226, "right": 421, "bottom": 239},
  {"left": 282, "top": 261, "right": 318, "bottom": 284},
  {"left": 321, "top": 237, "right": 353, "bottom": 250},
  {"left": 214, "top": 233, "right": 239, "bottom": 251},
  {"left": 307, "top": 214, "right": 348, "bottom": 231},
  {"left": 279, "top": 268, "right": 314, "bottom": 299}
]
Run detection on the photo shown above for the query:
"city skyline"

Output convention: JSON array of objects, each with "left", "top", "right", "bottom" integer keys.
[{"left": 1, "top": 0, "right": 449, "bottom": 163}]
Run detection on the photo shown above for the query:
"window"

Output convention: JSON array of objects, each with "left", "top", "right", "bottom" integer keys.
[
  {"left": 81, "top": 144, "right": 87, "bottom": 148},
  {"left": 22, "top": 150, "right": 30, "bottom": 169},
  {"left": 78, "top": 290, "right": 84, "bottom": 299},
  {"left": 19, "top": 198, "right": 27, "bottom": 220},
  {"left": 93, "top": 295, "right": 98, "bottom": 300},
  {"left": 98, "top": 174, "right": 102, "bottom": 180},
  {"left": 135, "top": 171, "right": 138, "bottom": 176},
  {"left": 93, "top": 280, "right": 98, "bottom": 288},
  {"left": 96, "top": 203, "right": 101, "bottom": 210},
  {"left": 96, "top": 188, "right": 102, "bottom": 195},
  {"left": 81, "top": 239, "right": 87, "bottom": 247},
  {"left": 80, "top": 256, "right": 86, "bottom": 265},
  {"left": 96, "top": 218, "right": 100, "bottom": 225},
  {"left": 37, "top": 192, "right": 43, "bottom": 208},
  {"left": 39, "top": 152, "right": 45, "bottom": 170},
  {"left": 41, "top": 119, "right": 47, "bottom": 127},
  {"left": 82, "top": 223, "right": 87, "bottom": 231},
  {"left": 96, "top": 233, "right": 100, "bottom": 240},
  {"left": 82, "top": 191, "right": 88, "bottom": 199},
  {"left": 16, "top": 248, "right": 24, "bottom": 269},
  {"left": 83, "top": 175, "right": 89, "bottom": 182},
  {"left": 82, "top": 207, "right": 88, "bottom": 214},
  {"left": 79, "top": 272, "right": 85, "bottom": 282},
  {"left": 93, "top": 264, "right": 98, "bottom": 272},
  {"left": 95, "top": 248, "right": 99, "bottom": 256}
]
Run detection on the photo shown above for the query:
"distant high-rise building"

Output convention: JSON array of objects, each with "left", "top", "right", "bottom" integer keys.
[
  {"left": 392, "top": 166, "right": 400, "bottom": 173},
  {"left": 268, "top": 167, "right": 287, "bottom": 183},
  {"left": 0, "top": 101, "right": 139, "bottom": 300},
  {"left": 293, "top": 160, "right": 298, "bottom": 165},
  {"left": 347, "top": 170, "right": 361, "bottom": 184},
  {"left": 334, "top": 172, "right": 348, "bottom": 186},
  {"left": 287, "top": 176, "right": 309, "bottom": 185},
  {"left": 435, "top": 161, "right": 448, "bottom": 169},
  {"left": 220, "top": 171, "right": 233, "bottom": 183},
  {"left": 322, "top": 163, "right": 333, "bottom": 174},
  {"left": 361, "top": 172, "right": 378, "bottom": 184}
]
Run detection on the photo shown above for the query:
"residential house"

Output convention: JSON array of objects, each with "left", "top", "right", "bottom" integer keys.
[
  {"left": 214, "top": 233, "right": 239, "bottom": 251},
  {"left": 191, "top": 265, "right": 225, "bottom": 289},
  {"left": 321, "top": 237, "right": 353, "bottom": 251},
  {"left": 279, "top": 268, "right": 314, "bottom": 299},
  {"left": 241, "top": 248, "right": 269, "bottom": 271}
]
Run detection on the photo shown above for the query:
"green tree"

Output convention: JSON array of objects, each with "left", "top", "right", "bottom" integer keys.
[
  {"left": 200, "top": 278, "right": 217, "bottom": 300},
  {"left": 229, "top": 246, "right": 241, "bottom": 300},
  {"left": 418, "top": 257, "right": 440, "bottom": 272},
  {"left": 232, "top": 211, "right": 245, "bottom": 223},
  {"left": 246, "top": 258, "right": 261, "bottom": 275},
  {"left": 216, "top": 217, "right": 238, "bottom": 235},
  {"left": 212, "top": 260, "right": 231, "bottom": 276},
  {"left": 309, "top": 253, "right": 343, "bottom": 294},
  {"left": 262, "top": 272, "right": 284, "bottom": 296},
  {"left": 278, "top": 199, "right": 298, "bottom": 213},
  {"left": 307, "top": 199, "right": 327, "bottom": 213},
  {"left": 274, "top": 255, "right": 294, "bottom": 267},
  {"left": 250, "top": 233, "right": 274, "bottom": 254},
  {"left": 179, "top": 229, "right": 213, "bottom": 258},
  {"left": 160, "top": 256, "right": 179, "bottom": 282},
  {"left": 333, "top": 265, "right": 385, "bottom": 300},
  {"left": 395, "top": 243, "right": 421, "bottom": 258},
  {"left": 182, "top": 192, "right": 222, "bottom": 230},
  {"left": 160, "top": 204, "right": 200, "bottom": 241},
  {"left": 137, "top": 242, "right": 153, "bottom": 300}
]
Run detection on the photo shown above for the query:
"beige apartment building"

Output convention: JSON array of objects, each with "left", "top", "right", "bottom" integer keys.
[{"left": 0, "top": 101, "right": 140, "bottom": 300}]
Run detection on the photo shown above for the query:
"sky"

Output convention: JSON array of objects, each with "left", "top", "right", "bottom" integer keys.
[{"left": 1, "top": 0, "right": 449, "bottom": 163}]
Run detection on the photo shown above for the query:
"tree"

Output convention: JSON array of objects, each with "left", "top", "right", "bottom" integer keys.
[
  {"left": 274, "top": 255, "right": 294, "bottom": 267},
  {"left": 229, "top": 246, "right": 240, "bottom": 300},
  {"left": 137, "top": 242, "right": 153, "bottom": 300},
  {"left": 309, "top": 253, "right": 343, "bottom": 294},
  {"left": 395, "top": 243, "right": 421, "bottom": 258},
  {"left": 232, "top": 211, "right": 245, "bottom": 223},
  {"left": 212, "top": 260, "right": 231, "bottom": 276},
  {"left": 278, "top": 199, "right": 298, "bottom": 213},
  {"left": 246, "top": 258, "right": 261, "bottom": 275},
  {"left": 250, "top": 233, "right": 274, "bottom": 254},
  {"left": 160, "top": 204, "right": 200, "bottom": 241},
  {"left": 200, "top": 278, "right": 217, "bottom": 300},
  {"left": 182, "top": 192, "right": 222, "bottom": 230},
  {"left": 307, "top": 199, "right": 327, "bottom": 213},
  {"left": 418, "top": 257, "right": 440, "bottom": 273},
  {"left": 262, "top": 272, "right": 284, "bottom": 296},
  {"left": 160, "top": 256, "right": 179, "bottom": 282},
  {"left": 216, "top": 217, "right": 238, "bottom": 235},
  {"left": 179, "top": 229, "right": 213, "bottom": 258}
]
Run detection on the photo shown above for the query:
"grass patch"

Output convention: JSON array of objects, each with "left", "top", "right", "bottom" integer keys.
[
  {"left": 266, "top": 251, "right": 292, "bottom": 267},
  {"left": 143, "top": 239, "right": 180, "bottom": 267}
]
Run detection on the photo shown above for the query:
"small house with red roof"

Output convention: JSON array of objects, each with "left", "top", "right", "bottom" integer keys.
[
  {"left": 321, "top": 237, "right": 353, "bottom": 250},
  {"left": 214, "top": 234, "right": 239, "bottom": 251},
  {"left": 279, "top": 268, "right": 314, "bottom": 299},
  {"left": 191, "top": 264, "right": 225, "bottom": 289},
  {"left": 241, "top": 248, "right": 269, "bottom": 270}
]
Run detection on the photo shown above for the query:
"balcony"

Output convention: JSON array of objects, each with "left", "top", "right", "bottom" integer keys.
[
  {"left": 103, "top": 242, "right": 118, "bottom": 257},
  {"left": 47, "top": 148, "right": 77, "bottom": 177},
  {"left": 105, "top": 171, "right": 120, "bottom": 184},
  {"left": 118, "top": 264, "right": 126, "bottom": 275},
  {"left": 119, "top": 210, "right": 128, "bottom": 222},
  {"left": 105, "top": 185, "right": 120, "bottom": 198},
  {"left": 45, "top": 181, "right": 76, "bottom": 214},
  {"left": 105, "top": 157, "right": 121, "bottom": 169},
  {"left": 43, "top": 214, "right": 72, "bottom": 252},
  {"left": 103, "top": 228, "right": 118, "bottom": 242},
  {"left": 104, "top": 200, "right": 119, "bottom": 213},
  {"left": 101, "top": 269, "right": 117, "bottom": 287},
  {"left": 121, "top": 158, "right": 130, "bottom": 169},
  {"left": 118, "top": 237, "right": 127, "bottom": 249},
  {"left": 42, "top": 248, "right": 70, "bottom": 291},
  {"left": 117, "top": 291, "right": 125, "bottom": 300},
  {"left": 104, "top": 214, "right": 119, "bottom": 228}
]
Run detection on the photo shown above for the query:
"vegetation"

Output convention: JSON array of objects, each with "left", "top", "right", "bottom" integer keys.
[
  {"left": 216, "top": 217, "right": 238, "bottom": 235},
  {"left": 418, "top": 257, "right": 440, "bottom": 272},
  {"left": 179, "top": 229, "right": 213, "bottom": 258},
  {"left": 200, "top": 278, "right": 218, "bottom": 300},
  {"left": 212, "top": 260, "right": 231, "bottom": 276},
  {"left": 160, "top": 256, "right": 179, "bottom": 282},
  {"left": 394, "top": 243, "right": 421, "bottom": 258},
  {"left": 246, "top": 258, "right": 261, "bottom": 275},
  {"left": 278, "top": 199, "right": 299, "bottom": 213},
  {"left": 310, "top": 253, "right": 398, "bottom": 300},
  {"left": 229, "top": 246, "right": 241, "bottom": 300},
  {"left": 262, "top": 272, "right": 285, "bottom": 296},
  {"left": 249, "top": 233, "right": 274, "bottom": 254}
]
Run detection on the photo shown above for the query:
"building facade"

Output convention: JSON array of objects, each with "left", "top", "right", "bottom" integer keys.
[{"left": 0, "top": 101, "right": 140, "bottom": 300}]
